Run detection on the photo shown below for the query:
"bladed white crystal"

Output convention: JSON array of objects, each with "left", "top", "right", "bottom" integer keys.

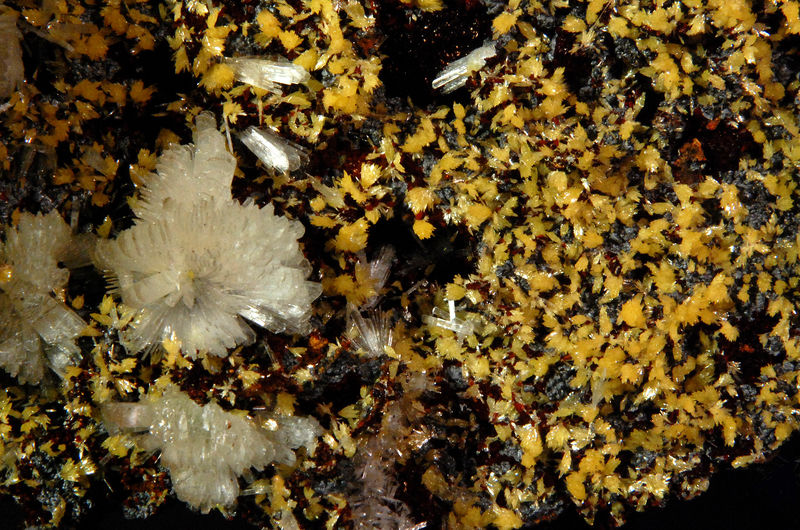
[
  {"left": 239, "top": 126, "right": 309, "bottom": 174},
  {"left": 224, "top": 56, "right": 310, "bottom": 93},
  {"left": 423, "top": 299, "right": 480, "bottom": 339},
  {"left": 96, "top": 197, "right": 322, "bottom": 357},
  {"left": 432, "top": 43, "right": 496, "bottom": 94},
  {"left": 347, "top": 305, "right": 392, "bottom": 358}
]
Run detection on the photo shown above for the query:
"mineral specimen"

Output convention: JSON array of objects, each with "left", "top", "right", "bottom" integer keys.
[{"left": 2, "top": 0, "right": 800, "bottom": 528}]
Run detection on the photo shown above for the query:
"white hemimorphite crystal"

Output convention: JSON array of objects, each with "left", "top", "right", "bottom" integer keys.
[
  {"left": 223, "top": 56, "right": 310, "bottom": 93},
  {"left": 432, "top": 43, "right": 497, "bottom": 94},
  {"left": 424, "top": 299, "right": 480, "bottom": 339},
  {"left": 95, "top": 112, "right": 320, "bottom": 356},
  {"left": 346, "top": 305, "right": 392, "bottom": 358},
  {"left": 239, "top": 126, "right": 309, "bottom": 174},
  {"left": 0, "top": 13, "right": 23, "bottom": 99},
  {"left": 95, "top": 198, "right": 322, "bottom": 356},
  {"left": 348, "top": 373, "right": 427, "bottom": 530},
  {"left": 133, "top": 112, "right": 236, "bottom": 221},
  {"left": 102, "top": 386, "right": 321, "bottom": 513},
  {"left": 355, "top": 246, "right": 395, "bottom": 309},
  {"left": 0, "top": 211, "right": 86, "bottom": 383}
]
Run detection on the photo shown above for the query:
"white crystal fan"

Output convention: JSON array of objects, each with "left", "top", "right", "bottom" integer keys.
[
  {"left": 103, "top": 386, "right": 321, "bottom": 512},
  {"left": 0, "top": 211, "right": 86, "bottom": 383},
  {"left": 95, "top": 113, "right": 321, "bottom": 357},
  {"left": 132, "top": 112, "right": 236, "bottom": 221}
]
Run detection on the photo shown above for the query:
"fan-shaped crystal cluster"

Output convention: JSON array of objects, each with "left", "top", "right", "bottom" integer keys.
[
  {"left": 0, "top": 211, "right": 86, "bottom": 383},
  {"left": 94, "top": 113, "right": 321, "bottom": 357},
  {"left": 103, "top": 385, "right": 321, "bottom": 512},
  {"left": 131, "top": 112, "right": 236, "bottom": 221}
]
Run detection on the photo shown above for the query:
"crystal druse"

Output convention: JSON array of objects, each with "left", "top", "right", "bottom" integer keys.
[{"left": 2, "top": 0, "right": 800, "bottom": 528}]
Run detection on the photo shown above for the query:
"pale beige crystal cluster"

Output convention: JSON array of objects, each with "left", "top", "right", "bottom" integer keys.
[
  {"left": 0, "top": 211, "right": 86, "bottom": 383},
  {"left": 94, "top": 113, "right": 321, "bottom": 357},
  {"left": 103, "top": 385, "right": 321, "bottom": 512}
]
